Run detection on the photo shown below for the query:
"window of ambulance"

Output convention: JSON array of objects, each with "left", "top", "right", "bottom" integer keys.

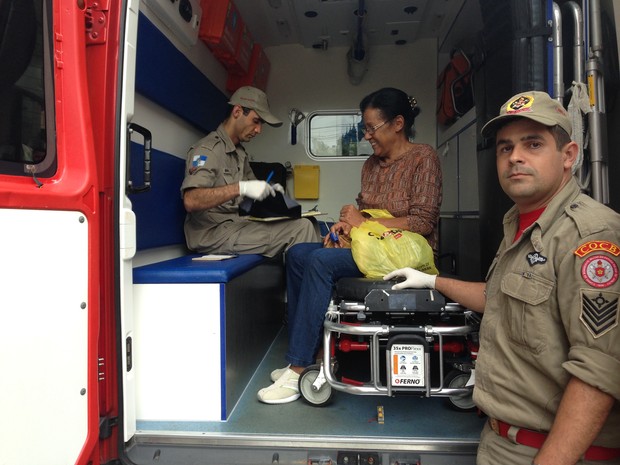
[
  {"left": 0, "top": 0, "right": 55, "bottom": 178},
  {"left": 306, "top": 110, "right": 373, "bottom": 159}
]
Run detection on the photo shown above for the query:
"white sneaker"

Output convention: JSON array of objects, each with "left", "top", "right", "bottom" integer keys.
[
  {"left": 257, "top": 368, "right": 300, "bottom": 404},
  {"left": 270, "top": 364, "right": 291, "bottom": 382}
]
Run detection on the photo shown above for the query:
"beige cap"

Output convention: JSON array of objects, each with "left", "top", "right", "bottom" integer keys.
[
  {"left": 481, "top": 91, "right": 572, "bottom": 138},
  {"left": 228, "top": 86, "right": 282, "bottom": 127}
]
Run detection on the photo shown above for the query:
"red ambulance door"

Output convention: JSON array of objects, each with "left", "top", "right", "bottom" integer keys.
[{"left": 0, "top": 0, "right": 117, "bottom": 463}]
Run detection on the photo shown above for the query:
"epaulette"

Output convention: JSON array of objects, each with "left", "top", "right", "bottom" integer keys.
[{"left": 565, "top": 195, "right": 616, "bottom": 238}]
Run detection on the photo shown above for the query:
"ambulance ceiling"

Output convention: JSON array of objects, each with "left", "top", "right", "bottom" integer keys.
[{"left": 233, "top": 0, "right": 475, "bottom": 50}]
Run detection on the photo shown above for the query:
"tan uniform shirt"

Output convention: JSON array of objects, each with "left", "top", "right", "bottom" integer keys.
[
  {"left": 474, "top": 178, "right": 620, "bottom": 447},
  {"left": 180, "top": 124, "right": 319, "bottom": 256},
  {"left": 180, "top": 124, "right": 257, "bottom": 252}
]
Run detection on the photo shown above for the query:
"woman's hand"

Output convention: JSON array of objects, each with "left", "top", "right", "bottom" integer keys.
[
  {"left": 323, "top": 221, "right": 352, "bottom": 248},
  {"left": 339, "top": 204, "right": 366, "bottom": 227}
]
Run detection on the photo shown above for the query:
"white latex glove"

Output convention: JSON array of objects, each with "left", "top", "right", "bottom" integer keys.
[
  {"left": 383, "top": 268, "right": 436, "bottom": 290},
  {"left": 239, "top": 180, "right": 275, "bottom": 201},
  {"left": 272, "top": 183, "right": 285, "bottom": 195}
]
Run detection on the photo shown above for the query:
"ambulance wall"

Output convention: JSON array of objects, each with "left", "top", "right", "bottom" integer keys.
[
  {"left": 134, "top": 2, "right": 436, "bottom": 224},
  {"left": 246, "top": 41, "right": 438, "bottom": 219}
]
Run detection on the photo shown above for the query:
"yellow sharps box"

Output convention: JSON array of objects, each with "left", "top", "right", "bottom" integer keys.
[{"left": 293, "top": 165, "right": 320, "bottom": 199}]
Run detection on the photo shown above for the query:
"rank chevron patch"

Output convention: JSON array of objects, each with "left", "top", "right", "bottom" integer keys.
[{"left": 580, "top": 290, "right": 619, "bottom": 338}]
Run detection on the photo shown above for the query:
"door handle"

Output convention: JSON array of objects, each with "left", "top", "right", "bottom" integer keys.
[{"left": 126, "top": 122, "right": 152, "bottom": 194}]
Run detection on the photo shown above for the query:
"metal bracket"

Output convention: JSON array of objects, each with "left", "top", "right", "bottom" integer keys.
[{"left": 85, "top": 0, "right": 110, "bottom": 45}]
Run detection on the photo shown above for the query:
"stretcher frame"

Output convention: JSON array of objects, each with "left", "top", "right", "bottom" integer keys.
[{"left": 298, "top": 283, "right": 481, "bottom": 410}]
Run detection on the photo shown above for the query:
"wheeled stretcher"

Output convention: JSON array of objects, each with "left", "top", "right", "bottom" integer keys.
[{"left": 298, "top": 277, "right": 481, "bottom": 410}]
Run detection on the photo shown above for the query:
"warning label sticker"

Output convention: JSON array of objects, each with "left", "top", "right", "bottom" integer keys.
[{"left": 390, "top": 344, "right": 425, "bottom": 387}]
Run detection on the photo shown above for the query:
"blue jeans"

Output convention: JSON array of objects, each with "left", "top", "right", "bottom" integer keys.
[{"left": 285, "top": 243, "right": 363, "bottom": 367}]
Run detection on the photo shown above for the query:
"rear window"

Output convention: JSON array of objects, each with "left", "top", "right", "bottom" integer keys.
[
  {"left": 0, "top": 0, "right": 56, "bottom": 177},
  {"left": 306, "top": 110, "right": 372, "bottom": 160}
]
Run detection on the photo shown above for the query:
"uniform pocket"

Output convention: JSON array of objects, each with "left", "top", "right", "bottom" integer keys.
[
  {"left": 221, "top": 169, "right": 236, "bottom": 185},
  {"left": 500, "top": 271, "right": 555, "bottom": 353}
]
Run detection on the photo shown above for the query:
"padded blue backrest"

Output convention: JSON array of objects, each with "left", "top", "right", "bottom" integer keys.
[
  {"left": 128, "top": 143, "right": 186, "bottom": 250},
  {"left": 135, "top": 12, "right": 229, "bottom": 133},
  {"left": 132, "top": 12, "right": 231, "bottom": 250},
  {"left": 133, "top": 254, "right": 266, "bottom": 284}
]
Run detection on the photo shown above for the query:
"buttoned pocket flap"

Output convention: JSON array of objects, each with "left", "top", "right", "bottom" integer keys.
[{"left": 501, "top": 271, "right": 554, "bottom": 306}]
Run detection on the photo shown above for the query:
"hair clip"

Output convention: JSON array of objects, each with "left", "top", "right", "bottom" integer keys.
[{"left": 408, "top": 96, "right": 418, "bottom": 111}]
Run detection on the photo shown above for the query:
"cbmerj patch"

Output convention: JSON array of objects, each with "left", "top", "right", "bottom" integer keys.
[
  {"left": 580, "top": 290, "right": 619, "bottom": 338},
  {"left": 189, "top": 154, "right": 207, "bottom": 174}
]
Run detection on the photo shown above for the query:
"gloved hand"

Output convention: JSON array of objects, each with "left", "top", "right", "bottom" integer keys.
[
  {"left": 271, "top": 183, "right": 285, "bottom": 195},
  {"left": 239, "top": 180, "right": 275, "bottom": 201},
  {"left": 383, "top": 268, "right": 436, "bottom": 290}
]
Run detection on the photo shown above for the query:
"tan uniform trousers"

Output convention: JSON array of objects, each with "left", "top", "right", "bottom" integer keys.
[
  {"left": 477, "top": 422, "right": 620, "bottom": 465},
  {"left": 209, "top": 216, "right": 320, "bottom": 257}
]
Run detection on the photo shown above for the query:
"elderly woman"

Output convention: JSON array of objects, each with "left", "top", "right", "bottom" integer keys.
[{"left": 258, "top": 87, "right": 442, "bottom": 404}]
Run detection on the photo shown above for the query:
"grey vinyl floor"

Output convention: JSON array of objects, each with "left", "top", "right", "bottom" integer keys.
[{"left": 137, "top": 328, "right": 486, "bottom": 443}]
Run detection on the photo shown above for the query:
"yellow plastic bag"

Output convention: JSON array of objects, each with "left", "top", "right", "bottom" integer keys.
[{"left": 350, "top": 210, "right": 438, "bottom": 278}]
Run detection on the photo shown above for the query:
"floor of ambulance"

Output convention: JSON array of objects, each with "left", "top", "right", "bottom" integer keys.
[{"left": 136, "top": 328, "right": 486, "bottom": 442}]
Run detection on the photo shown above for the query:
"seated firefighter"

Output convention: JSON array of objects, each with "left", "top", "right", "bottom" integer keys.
[{"left": 180, "top": 86, "right": 319, "bottom": 257}]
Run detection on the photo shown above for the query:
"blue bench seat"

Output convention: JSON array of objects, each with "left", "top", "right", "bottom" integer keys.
[
  {"left": 133, "top": 253, "right": 267, "bottom": 284},
  {"left": 132, "top": 253, "right": 285, "bottom": 423}
]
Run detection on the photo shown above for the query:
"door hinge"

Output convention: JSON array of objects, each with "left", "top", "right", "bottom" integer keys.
[
  {"left": 85, "top": 0, "right": 110, "bottom": 45},
  {"left": 99, "top": 415, "right": 119, "bottom": 439}
]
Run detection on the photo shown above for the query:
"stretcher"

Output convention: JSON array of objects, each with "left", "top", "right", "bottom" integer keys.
[{"left": 298, "top": 277, "right": 481, "bottom": 411}]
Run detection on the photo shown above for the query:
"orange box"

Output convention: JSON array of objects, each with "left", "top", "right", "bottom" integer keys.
[
  {"left": 199, "top": 0, "right": 242, "bottom": 63},
  {"left": 226, "top": 44, "right": 271, "bottom": 92},
  {"left": 226, "top": 23, "right": 254, "bottom": 76}
]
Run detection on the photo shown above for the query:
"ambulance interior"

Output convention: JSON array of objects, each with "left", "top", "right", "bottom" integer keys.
[{"left": 122, "top": 1, "right": 620, "bottom": 463}]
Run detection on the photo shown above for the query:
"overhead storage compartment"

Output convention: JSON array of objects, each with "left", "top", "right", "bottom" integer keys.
[
  {"left": 226, "top": 43, "right": 271, "bottom": 92},
  {"left": 199, "top": 0, "right": 243, "bottom": 64}
]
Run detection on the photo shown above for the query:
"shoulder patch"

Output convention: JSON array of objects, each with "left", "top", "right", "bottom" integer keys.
[
  {"left": 574, "top": 240, "right": 620, "bottom": 258},
  {"left": 189, "top": 154, "right": 207, "bottom": 174},
  {"left": 580, "top": 289, "right": 619, "bottom": 338},
  {"left": 581, "top": 255, "right": 618, "bottom": 288}
]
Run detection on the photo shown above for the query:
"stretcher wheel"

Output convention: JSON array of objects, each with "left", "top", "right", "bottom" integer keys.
[
  {"left": 444, "top": 369, "right": 476, "bottom": 412},
  {"left": 299, "top": 364, "right": 333, "bottom": 406}
]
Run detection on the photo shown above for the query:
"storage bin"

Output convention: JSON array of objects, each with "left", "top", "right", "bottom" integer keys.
[
  {"left": 199, "top": 0, "right": 242, "bottom": 63},
  {"left": 226, "top": 23, "right": 254, "bottom": 75},
  {"left": 226, "top": 43, "right": 271, "bottom": 92}
]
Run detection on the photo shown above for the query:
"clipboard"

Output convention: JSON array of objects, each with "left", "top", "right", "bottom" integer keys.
[
  {"left": 247, "top": 210, "right": 325, "bottom": 222},
  {"left": 239, "top": 191, "right": 302, "bottom": 219}
]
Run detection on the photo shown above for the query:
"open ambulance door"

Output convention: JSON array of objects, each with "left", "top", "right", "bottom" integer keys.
[
  {"left": 0, "top": 0, "right": 140, "bottom": 463},
  {"left": 0, "top": 0, "right": 100, "bottom": 463}
]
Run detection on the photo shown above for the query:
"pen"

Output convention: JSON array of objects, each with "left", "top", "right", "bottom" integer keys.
[{"left": 265, "top": 170, "right": 274, "bottom": 184}]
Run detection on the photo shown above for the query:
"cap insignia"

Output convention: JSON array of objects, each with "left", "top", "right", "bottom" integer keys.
[{"left": 507, "top": 95, "right": 534, "bottom": 114}]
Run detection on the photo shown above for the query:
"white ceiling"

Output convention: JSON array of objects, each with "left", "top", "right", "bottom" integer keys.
[{"left": 232, "top": 0, "right": 477, "bottom": 50}]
